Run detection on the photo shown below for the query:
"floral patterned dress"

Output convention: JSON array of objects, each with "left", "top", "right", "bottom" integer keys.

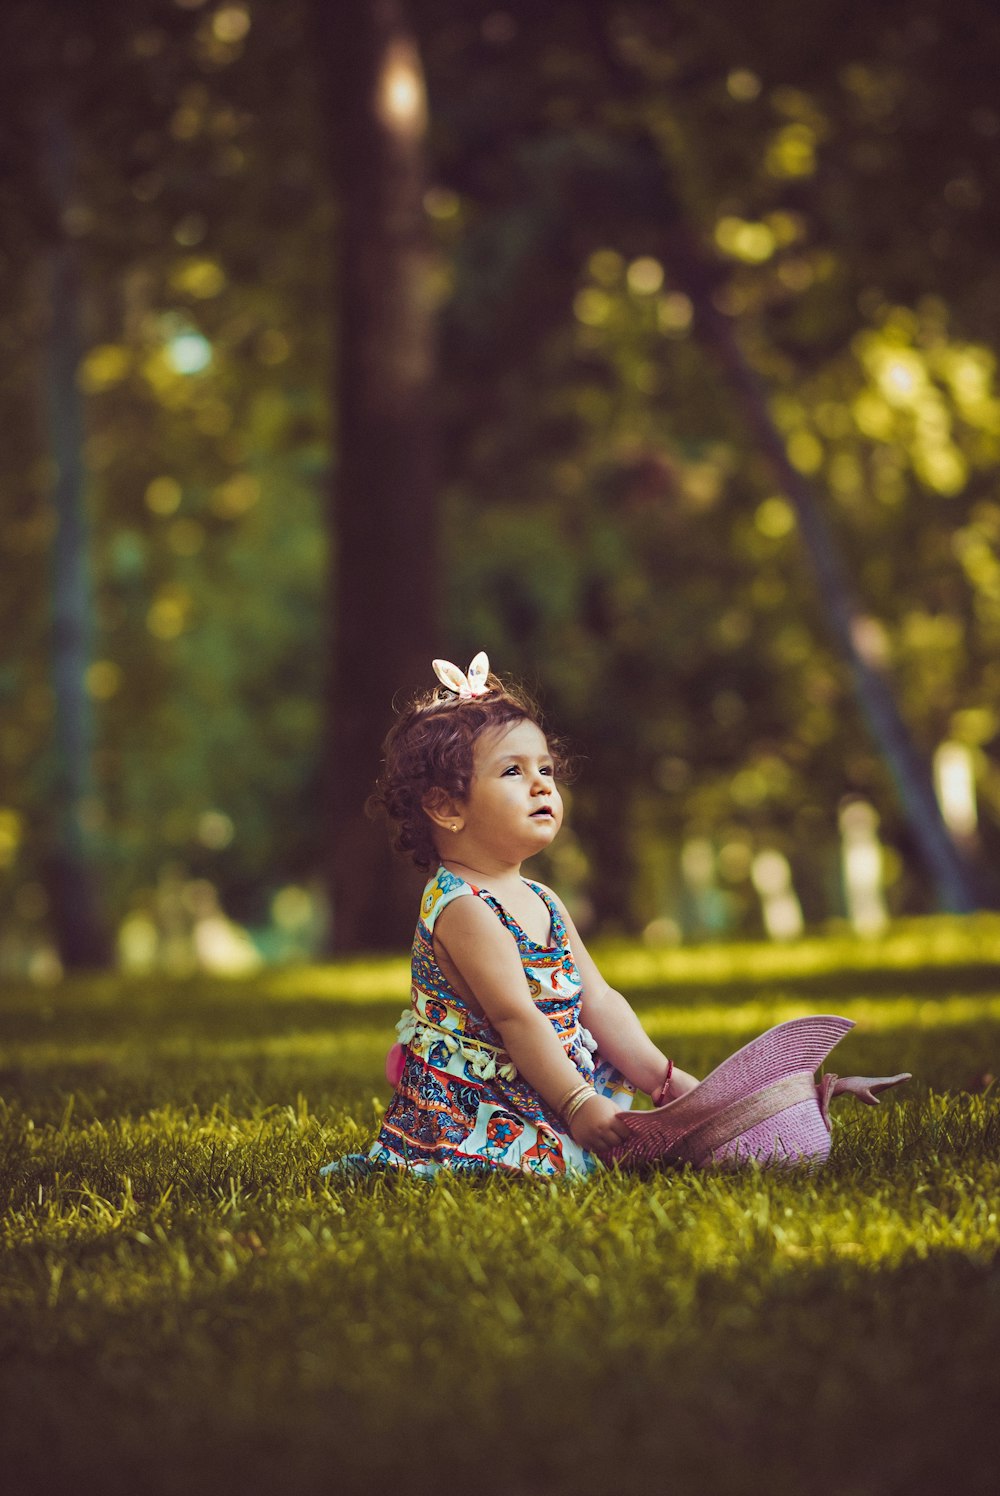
[{"left": 322, "top": 865, "right": 635, "bottom": 1179}]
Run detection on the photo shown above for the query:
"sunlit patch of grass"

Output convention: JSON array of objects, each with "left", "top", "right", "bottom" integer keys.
[
  {"left": 598, "top": 911, "right": 1000, "bottom": 989},
  {"left": 637, "top": 991, "right": 1000, "bottom": 1037},
  {"left": 260, "top": 957, "right": 411, "bottom": 1001},
  {"left": 1, "top": 922, "right": 998, "bottom": 1495}
]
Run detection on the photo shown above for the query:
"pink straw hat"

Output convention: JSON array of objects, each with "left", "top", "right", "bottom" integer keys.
[{"left": 615, "top": 1015, "right": 910, "bottom": 1170}]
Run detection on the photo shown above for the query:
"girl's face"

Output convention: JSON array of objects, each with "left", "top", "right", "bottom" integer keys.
[{"left": 458, "top": 718, "right": 563, "bottom": 862}]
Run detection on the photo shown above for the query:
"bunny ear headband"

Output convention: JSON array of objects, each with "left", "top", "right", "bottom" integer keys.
[{"left": 432, "top": 651, "right": 490, "bottom": 699}]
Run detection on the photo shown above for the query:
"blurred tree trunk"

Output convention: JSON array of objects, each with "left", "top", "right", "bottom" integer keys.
[
  {"left": 315, "top": 0, "right": 439, "bottom": 952},
  {"left": 40, "top": 106, "right": 113, "bottom": 968},
  {"left": 575, "top": 739, "right": 637, "bottom": 932}
]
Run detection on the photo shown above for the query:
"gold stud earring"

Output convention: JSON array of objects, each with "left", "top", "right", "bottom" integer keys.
[{"left": 451, "top": 824, "right": 459, "bottom": 832}]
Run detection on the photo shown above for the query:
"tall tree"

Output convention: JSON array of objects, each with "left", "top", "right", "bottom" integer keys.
[
  {"left": 314, "top": 0, "right": 440, "bottom": 950},
  {"left": 0, "top": 2, "right": 123, "bottom": 969},
  {"left": 39, "top": 101, "right": 114, "bottom": 966}
]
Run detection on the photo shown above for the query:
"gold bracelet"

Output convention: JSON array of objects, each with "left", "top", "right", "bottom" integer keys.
[
  {"left": 563, "top": 1084, "right": 598, "bottom": 1125},
  {"left": 558, "top": 1080, "right": 593, "bottom": 1116},
  {"left": 565, "top": 1091, "right": 596, "bottom": 1124}
]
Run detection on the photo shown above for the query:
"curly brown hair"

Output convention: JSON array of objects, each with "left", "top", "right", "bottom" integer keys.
[{"left": 368, "top": 672, "right": 571, "bottom": 869}]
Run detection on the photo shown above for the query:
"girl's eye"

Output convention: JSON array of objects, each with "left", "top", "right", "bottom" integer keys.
[
  {"left": 541, "top": 765, "right": 554, "bottom": 776},
  {"left": 502, "top": 765, "right": 520, "bottom": 777}
]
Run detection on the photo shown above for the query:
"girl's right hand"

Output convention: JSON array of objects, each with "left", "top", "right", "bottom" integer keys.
[{"left": 569, "top": 1093, "right": 631, "bottom": 1156}]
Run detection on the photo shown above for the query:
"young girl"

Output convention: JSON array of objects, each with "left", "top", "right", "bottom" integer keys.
[{"left": 322, "top": 652, "right": 698, "bottom": 1180}]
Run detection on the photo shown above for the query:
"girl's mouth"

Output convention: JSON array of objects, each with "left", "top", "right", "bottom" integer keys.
[{"left": 531, "top": 807, "right": 554, "bottom": 819}]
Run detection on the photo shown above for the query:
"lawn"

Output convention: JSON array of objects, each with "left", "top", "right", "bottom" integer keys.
[{"left": 2, "top": 918, "right": 999, "bottom": 1496}]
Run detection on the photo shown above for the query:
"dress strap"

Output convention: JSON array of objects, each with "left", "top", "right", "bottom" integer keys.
[
  {"left": 522, "top": 880, "right": 566, "bottom": 948},
  {"left": 418, "top": 866, "right": 475, "bottom": 934},
  {"left": 421, "top": 867, "right": 564, "bottom": 948}
]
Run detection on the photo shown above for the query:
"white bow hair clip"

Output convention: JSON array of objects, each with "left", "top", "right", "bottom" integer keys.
[{"left": 432, "top": 651, "right": 490, "bottom": 699}]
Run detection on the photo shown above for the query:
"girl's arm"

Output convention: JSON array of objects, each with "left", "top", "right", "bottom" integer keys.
[
  {"left": 434, "top": 897, "right": 630, "bottom": 1154},
  {"left": 548, "top": 891, "right": 699, "bottom": 1100}
]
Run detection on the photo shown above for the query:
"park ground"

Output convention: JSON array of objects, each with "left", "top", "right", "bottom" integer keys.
[{"left": 2, "top": 918, "right": 999, "bottom": 1496}]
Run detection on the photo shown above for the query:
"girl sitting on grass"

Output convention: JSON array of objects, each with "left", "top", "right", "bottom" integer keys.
[{"left": 322, "top": 652, "right": 698, "bottom": 1180}]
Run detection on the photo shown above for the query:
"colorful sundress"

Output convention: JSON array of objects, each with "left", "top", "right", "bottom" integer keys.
[{"left": 322, "top": 865, "right": 635, "bottom": 1179}]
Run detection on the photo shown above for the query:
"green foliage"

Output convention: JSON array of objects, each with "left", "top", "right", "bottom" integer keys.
[
  {"left": 5, "top": 0, "right": 1000, "bottom": 951},
  {"left": 1, "top": 924, "right": 998, "bottom": 1494},
  {"left": 430, "top": 0, "right": 1000, "bottom": 921},
  {"left": 0, "top": 0, "right": 329, "bottom": 939}
]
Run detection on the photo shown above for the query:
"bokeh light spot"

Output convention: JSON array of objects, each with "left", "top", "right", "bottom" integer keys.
[
  {"left": 876, "top": 351, "right": 924, "bottom": 405},
  {"left": 212, "top": 5, "right": 251, "bottom": 43},
  {"left": 588, "top": 250, "right": 624, "bottom": 285},
  {"left": 852, "top": 390, "right": 894, "bottom": 440},
  {"left": 211, "top": 473, "right": 259, "bottom": 518},
  {"left": 197, "top": 810, "right": 235, "bottom": 849},
  {"left": 85, "top": 661, "right": 123, "bottom": 700},
  {"left": 377, "top": 39, "right": 426, "bottom": 135},
  {"left": 766, "top": 124, "right": 817, "bottom": 178},
  {"left": 915, "top": 445, "right": 966, "bottom": 496},
  {"left": 849, "top": 615, "right": 892, "bottom": 667},
  {"left": 755, "top": 496, "right": 795, "bottom": 538},
  {"left": 147, "top": 587, "right": 191, "bottom": 640},
  {"left": 170, "top": 257, "right": 227, "bottom": 299},
  {"left": 0, "top": 808, "right": 22, "bottom": 869},
  {"left": 272, "top": 885, "right": 314, "bottom": 930},
  {"left": 574, "top": 289, "right": 611, "bottom": 326},
  {"left": 166, "top": 331, "right": 213, "bottom": 375},
  {"left": 786, "top": 430, "right": 823, "bottom": 473},
  {"left": 626, "top": 257, "right": 664, "bottom": 294},
  {"left": 145, "top": 476, "right": 183, "bottom": 516},
  {"left": 714, "top": 217, "right": 776, "bottom": 263},
  {"left": 727, "top": 68, "right": 762, "bottom": 102},
  {"left": 78, "top": 345, "right": 130, "bottom": 393},
  {"left": 658, "top": 292, "right": 693, "bottom": 333},
  {"left": 950, "top": 707, "right": 997, "bottom": 745}
]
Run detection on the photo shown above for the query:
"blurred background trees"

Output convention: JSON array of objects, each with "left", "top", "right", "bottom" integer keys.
[{"left": 2, "top": 0, "right": 1000, "bottom": 971}]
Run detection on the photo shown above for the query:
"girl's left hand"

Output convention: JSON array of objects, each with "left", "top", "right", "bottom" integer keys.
[
  {"left": 666, "top": 1066, "right": 699, "bottom": 1099},
  {"left": 652, "top": 1065, "right": 699, "bottom": 1105}
]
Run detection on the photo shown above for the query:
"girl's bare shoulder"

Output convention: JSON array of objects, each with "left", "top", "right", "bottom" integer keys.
[{"left": 433, "top": 888, "right": 509, "bottom": 946}]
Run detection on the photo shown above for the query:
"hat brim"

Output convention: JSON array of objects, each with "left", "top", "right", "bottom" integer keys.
[{"left": 617, "top": 1015, "right": 855, "bottom": 1163}]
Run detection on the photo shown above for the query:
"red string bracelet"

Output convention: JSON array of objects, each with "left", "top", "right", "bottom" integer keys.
[{"left": 652, "top": 1058, "right": 674, "bottom": 1108}]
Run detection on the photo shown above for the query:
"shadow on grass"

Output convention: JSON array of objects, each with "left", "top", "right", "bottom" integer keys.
[{"left": 0, "top": 1228, "right": 995, "bottom": 1496}]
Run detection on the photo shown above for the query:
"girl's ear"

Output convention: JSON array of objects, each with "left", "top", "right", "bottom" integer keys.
[{"left": 422, "top": 786, "right": 465, "bottom": 833}]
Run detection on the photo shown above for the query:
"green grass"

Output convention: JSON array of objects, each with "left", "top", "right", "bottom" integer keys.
[{"left": 2, "top": 917, "right": 999, "bottom": 1496}]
